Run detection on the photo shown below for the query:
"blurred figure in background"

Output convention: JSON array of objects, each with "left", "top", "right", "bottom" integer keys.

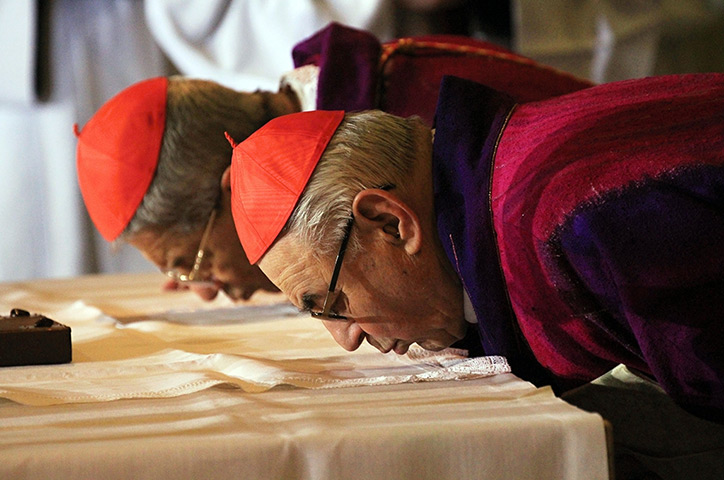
[
  {"left": 0, "top": 0, "right": 171, "bottom": 282},
  {"left": 143, "top": 0, "right": 396, "bottom": 91},
  {"left": 142, "top": 0, "right": 497, "bottom": 92},
  {"left": 501, "top": 0, "right": 724, "bottom": 83}
]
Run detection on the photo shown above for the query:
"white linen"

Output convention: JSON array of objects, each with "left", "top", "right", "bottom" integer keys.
[
  {"left": 0, "top": 301, "right": 510, "bottom": 406},
  {"left": 0, "top": 274, "right": 609, "bottom": 480},
  {"left": 0, "top": 374, "right": 608, "bottom": 480}
]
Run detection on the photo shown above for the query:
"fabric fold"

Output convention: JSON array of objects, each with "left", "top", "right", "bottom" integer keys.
[{"left": 0, "top": 301, "right": 510, "bottom": 406}]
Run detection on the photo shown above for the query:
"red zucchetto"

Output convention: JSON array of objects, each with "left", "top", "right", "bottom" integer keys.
[
  {"left": 75, "top": 77, "right": 168, "bottom": 241},
  {"left": 229, "top": 110, "right": 344, "bottom": 264}
]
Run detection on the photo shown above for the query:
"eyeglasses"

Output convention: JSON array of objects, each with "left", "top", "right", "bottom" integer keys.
[
  {"left": 309, "top": 184, "right": 394, "bottom": 322},
  {"left": 310, "top": 216, "right": 354, "bottom": 321},
  {"left": 163, "top": 208, "right": 217, "bottom": 284}
]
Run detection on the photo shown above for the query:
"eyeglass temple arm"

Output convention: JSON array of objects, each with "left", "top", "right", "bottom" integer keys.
[
  {"left": 188, "top": 209, "right": 218, "bottom": 281},
  {"left": 321, "top": 216, "right": 354, "bottom": 316},
  {"left": 320, "top": 185, "right": 393, "bottom": 317}
]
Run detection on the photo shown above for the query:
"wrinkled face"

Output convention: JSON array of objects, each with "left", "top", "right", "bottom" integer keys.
[
  {"left": 257, "top": 230, "right": 467, "bottom": 355},
  {"left": 128, "top": 195, "right": 277, "bottom": 301}
]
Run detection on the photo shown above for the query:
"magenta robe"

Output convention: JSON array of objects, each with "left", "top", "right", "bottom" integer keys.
[{"left": 433, "top": 74, "right": 724, "bottom": 422}]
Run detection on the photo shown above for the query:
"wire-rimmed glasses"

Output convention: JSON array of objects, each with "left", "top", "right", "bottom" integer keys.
[
  {"left": 163, "top": 208, "right": 217, "bottom": 284},
  {"left": 309, "top": 184, "right": 394, "bottom": 322},
  {"left": 310, "top": 216, "right": 354, "bottom": 321}
]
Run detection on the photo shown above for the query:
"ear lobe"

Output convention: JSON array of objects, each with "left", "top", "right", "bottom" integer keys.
[
  {"left": 352, "top": 189, "right": 422, "bottom": 255},
  {"left": 220, "top": 166, "right": 232, "bottom": 191}
]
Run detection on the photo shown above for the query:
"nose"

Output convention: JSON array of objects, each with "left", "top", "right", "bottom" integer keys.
[{"left": 322, "top": 319, "right": 365, "bottom": 351}]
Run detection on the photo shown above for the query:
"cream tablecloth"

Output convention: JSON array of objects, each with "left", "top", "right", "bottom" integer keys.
[{"left": 0, "top": 273, "right": 609, "bottom": 480}]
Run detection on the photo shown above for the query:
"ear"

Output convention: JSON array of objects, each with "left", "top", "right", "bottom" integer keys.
[
  {"left": 352, "top": 189, "right": 422, "bottom": 255},
  {"left": 220, "top": 166, "right": 232, "bottom": 191}
]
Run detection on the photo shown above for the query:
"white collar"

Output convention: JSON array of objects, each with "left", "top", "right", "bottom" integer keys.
[
  {"left": 463, "top": 289, "right": 478, "bottom": 324},
  {"left": 279, "top": 64, "right": 319, "bottom": 112}
]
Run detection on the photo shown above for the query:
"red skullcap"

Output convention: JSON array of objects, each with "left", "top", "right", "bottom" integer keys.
[
  {"left": 230, "top": 110, "right": 345, "bottom": 264},
  {"left": 76, "top": 77, "right": 168, "bottom": 241}
]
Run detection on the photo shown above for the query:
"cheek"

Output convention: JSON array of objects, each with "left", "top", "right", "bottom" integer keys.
[
  {"left": 347, "top": 285, "right": 461, "bottom": 344},
  {"left": 349, "top": 298, "right": 423, "bottom": 337},
  {"left": 344, "top": 266, "right": 428, "bottom": 332}
]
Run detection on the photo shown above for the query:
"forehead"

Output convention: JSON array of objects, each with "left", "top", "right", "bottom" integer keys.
[{"left": 257, "top": 235, "right": 326, "bottom": 303}]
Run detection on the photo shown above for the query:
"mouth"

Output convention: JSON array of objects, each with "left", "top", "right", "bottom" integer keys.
[
  {"left": 393, "top": 341, "right": 411, "bottom": 355},
  {"left": 369, "top": 338, "right": 411, "bottom": 355},
  {"left": 366, "top": 336, "right": 393, "bottom": 354},
  {"left": 223, "top": 284, "right": 253, "bottom": 301},
  {"left": 188, "top": 277, "right": 256, "bottom": 302}
]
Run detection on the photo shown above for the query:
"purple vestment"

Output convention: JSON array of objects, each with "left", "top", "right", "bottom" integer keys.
[
  {"left": 292, "top": 23, "right": 592, "bottom": 126},
  {"left": 433, "top": 74, "right": 724, "bottom": 422}
]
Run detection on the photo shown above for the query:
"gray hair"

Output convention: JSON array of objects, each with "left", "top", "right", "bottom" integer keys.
[
  {"left": 122, "top": 77, "right": 277, "bottom": 238},
  {"left": 285, "top": 110, "right": 429, "bottom": 258}
]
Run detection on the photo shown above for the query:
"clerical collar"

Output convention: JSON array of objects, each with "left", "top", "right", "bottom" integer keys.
[
  {"left": 279, "top": 65, "right": 319, "bottom": 112},
  {"left": 464, "top": 289, "right": 478, "bottom": 324}
]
